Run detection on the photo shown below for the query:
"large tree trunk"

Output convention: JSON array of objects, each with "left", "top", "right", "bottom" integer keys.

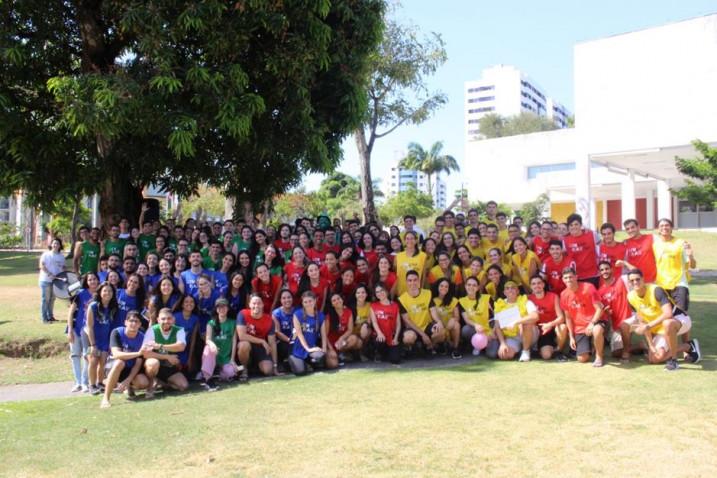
[
  {"left": 99, "top": 175, "right": 144, "bottom": 228},
  {"left": 355, "top": 128, "right": 378, "bottom": 224}
]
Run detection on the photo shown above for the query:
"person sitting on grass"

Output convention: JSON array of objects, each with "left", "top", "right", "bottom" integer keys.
[
  {"left": 272, "top": 289, "right": 296, "bottom": 369},
  {"left": 429, "top": 278, "right": 462, "bottom": 359},
  {"left": 596, "top": 261, "right": 634, "bottom": 362},
  {"left": 142, "top": 308, "right": 188, "bottom": 398},
  {"left": 236, "top": 294, "right": 280, "bottom": 383},
  {"left": 527, "top": 275, "right": 568, "bottom": 361},
  {"left": 101, "top": 311, "right": 149, "bottom": 408},
  {"left": 492, "top": 281, "right": 539, "bottom": 362},
  {"left": 84, "top": 282, "right": 118, "bottom": 395},
  {"left": 459, "top": 276, "right": 495, "bottom": 357},
  {"left": 289, "top": 291, "right": 330, "bottom": 376},
  {"left": 625, "top": 269, "right": 700, "bottom": 371},
  {"left": 398, "top": 270, "right": 446, "bottom": 357},
  {"left": 369, "top": 282, "right": 402, "bottom": 364},
  {"left": 560, "top": 268, "right": 606, "bottom": 367},
  {"left": 326, "top": 292, "right": 362, "bottom": 367},
  {"left": 200, "top": 298, "right": 239, "bottom": 391}
]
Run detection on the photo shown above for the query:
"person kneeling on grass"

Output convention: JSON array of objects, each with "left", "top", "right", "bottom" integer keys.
[
  {"left": 459, "top": 276, "right": 495, "bottom": 357},
  {"left": 625, "top": 269, "right": 701, "bottom": 371},
  {"left": 430, "top": 278, "right": 462, "bottom": 359},
  {"left": 142, "top": 308, "right": 188, "bottom": 398},
  {"left": 597, "top": 261, "right": 634, "bottom": 362},
  {"left": 369, "top": 283, "right": 401, "bottom": 364},
  {"left": 398, "top": 270, "right": 446, "bottom": 357},
  {"left": 289, "top": 291, "right": 332, "bottom": 376},
  {"left": 560, "top": 268, "right": 606, "bottom": 367},
  {"left": 527, "top": 275, "right": 568, "bottom": 361},
  {"left": 237, "top": 294, "right": 281, "bottom": 383},
  {"left": 200, "top": 298, "right": 240, "bottom": 391},
  {"left": 101, "top": 311, "right": 149, "bottom": 408},
  {"left": 326, "top": 292, "right": 362, "bottom": 367},
  {"left": 491, "top": 281, "right": 539, "bottom": 362}
]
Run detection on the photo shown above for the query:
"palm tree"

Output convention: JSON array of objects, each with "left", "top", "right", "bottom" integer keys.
[{"left": 399, "top": 141, "right": 460, "bottom": 202}]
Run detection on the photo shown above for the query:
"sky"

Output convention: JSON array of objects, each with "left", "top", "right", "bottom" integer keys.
[{"left": 302, "top": 0, "right": 717, "bottom": 197}]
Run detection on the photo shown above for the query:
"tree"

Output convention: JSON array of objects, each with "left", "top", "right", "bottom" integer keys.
[
  {"left": 476, "top": 112, "right": 558, "bottom": 139},
  {"left": 514, "top": 193, "right": 550, "bottom": 225},
  {"left": 315, "top": 172, "right": 382, "bottom": 221},
  {"left": 355, "top": 17, "right": 447, "bottom": 223},
  {"left": 399, "top": 141, "right": 459, "bottom": 201},
  {"left": 675, "top": 140, "right": 717, "bottom": 208},
  {"left": 179, "top": 185, "right": 226, "bottom": 221},
  {"left": 272, "top": 189, "right": 322, "bottom": 224},
  {"left": 0, "top": 0, "right": 385, "bottom": 227},
  {"left": 379, "top": 184, "right": 434, "bottom": 224}
]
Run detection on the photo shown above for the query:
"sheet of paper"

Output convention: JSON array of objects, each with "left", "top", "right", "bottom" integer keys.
[{"left": 495, "top": 306, "right": 521, "bottom": 329}]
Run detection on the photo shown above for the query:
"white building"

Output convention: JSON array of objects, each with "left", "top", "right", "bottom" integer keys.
[
  {"left": 464, "top": 65, "right": 571, "bottom": 139},
  {"left": 464, "top": 13, "right": 717, "bottom": 229},
  {"left": 388, "top": 154, "right": 448, "bottom": 210}
]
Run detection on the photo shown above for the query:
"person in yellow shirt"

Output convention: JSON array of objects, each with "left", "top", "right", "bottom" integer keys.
[
  {"left": 427, "top": 252, "right": 463, "bottom": 287},
  {"left": 496, "top": 212, "right": 510, "bottom": 244},
  {"left": 653, "top": 218, "right": 696, "bottom": 314},
  {"left": 398, "top": 270, "right": 446, "bottom": 355},
  {"left": 487, "top": 247, "right": 513, "bottom": 279},
  {"left": 429, "top": 278, "right": 461, "bottom": 359},
  {"left": 492, "top": 281, "right": 539, "bottom": 361},
  {"left": 481, "top": 201, "right": 499, "bottom": 226},
  {"left": 465, "top": 228, "right": 485, "bottom": 259},
  {"left": 481, "top": 224, "right": 503, "bottom": 254},
  {"left": 511, "top": 237, "right": 541, "bottom": 293},
  {"left": 625, "top": 269, "right": 700, "bottom": 371},
  {"left": 394, "top": 232, "right": 427, "bottom": 296},
  {"left": 459, "top": 276, "right": 494, "bottom": 356}
]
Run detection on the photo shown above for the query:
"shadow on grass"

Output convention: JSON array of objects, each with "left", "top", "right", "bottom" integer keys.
[{"left": 0, "top": 252, "right": 41, "bottom": 277}]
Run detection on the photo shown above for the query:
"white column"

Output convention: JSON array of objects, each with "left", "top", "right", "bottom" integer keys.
[
  {"left": 224, "top": 197, "right": 235, "bottom": 221},
  {"left": 575, "top": 154, "right": 591, "bottom": 226},
  {"left": 91, "top": 193, "right": 99, "bottom": 228},
  {"left": 15, "top": 192, "right": 23, "bottom": 227},
  {"left": 657, "top": 180, "right": 672, "bottom": 222},
  {"left": 672, "top": 195, "right": 680, "bottom": 228},
  {"left": 589, "top": 200, "right": 597, "bottom": 229},
  {"left": 620, "top": 171, "right": 636, "bottom": 223},
  {"left": 645, "top": 186, "right": 655, "bottom": 229}
]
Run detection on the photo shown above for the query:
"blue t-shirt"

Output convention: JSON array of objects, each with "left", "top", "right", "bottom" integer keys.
[
  {"left": 193, "top": 289, "right": 221, "bottom": 332},
  {"left": 145, "top": 273, "right": 162, "bottom": 293},
  {"left": 290, "top": 309, "right": 324, "bottom": 360},
  {"left": 226, "top": 289, "right": 246, "bottom": 317},
  {"left": 110, "top": 327, "right": 145, "bottom": 369},
  {"left": 213, "top": 271, "right": 229, "bottom": 297},
  {"left": 72, "top": 289, "right": 94, "bottom": 336},
  {"left": 115, "top": 289, "right": 140, "bottom": 329},
  {"left": 88, "top": 301, "right": 115, "bottom": 352},
  {"left": 150, "top": 293, "right": 180, "bottom": 314},
  {"left": 181, "top": 269, "right": 211, "bottom": 297},
  {"left": 173, "top": 311, "right": 199, "bottom": 365},
  {"left": 272, "top": 306, "right": 295, "bottom": 338}
]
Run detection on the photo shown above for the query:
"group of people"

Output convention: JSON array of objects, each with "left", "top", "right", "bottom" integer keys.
[{"left": 39, "top": 200, "right": 702, "bottom": 408}]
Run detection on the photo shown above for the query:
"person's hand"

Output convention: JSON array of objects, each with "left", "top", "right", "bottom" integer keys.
[
  {"left": 141, "top": 202, "right": 149, "bottom": 212},
  {"left": 498, "top": 343, "right": 509, "bottom": 356},
  {"left": 586, "top": 323, "right": 594, "bottom": 337},
  {"left": 420, "top": 332, "right": 432, "bottom": 348},
  {"left": 376, "top": 332, "right": 386, "bottom": 343},
  {"left": 308, "top": 346, "right": 322, "bottom": 353},
  {"left": 635, "top": 324, "right": 648, "bottom": 335},
  {"left": 615, "top": 260, "right": 624, "bottom": 267},
  {"left": 166, "top": 354, "right": 179, "bottom": 366},
  {"left": 685, "top": 242, "right": 693, "bottom": 258},
  {"left": 262, "top": 341, "right": 270, "bottom": 354},
  {"left": 434, "top": 321, "right": 445, "bottom": 334},
  {"left": 569, "top": 337, "right": 576, "bottom": 350},
  {"left": 206, "top": 341, "right": 217, "bottom": 354},
  {"left": 116, "top": 378, "right": 130, "bottom": 393},
  {"left": 474, "top": 324, "right": 484, "bottom": 334},
  {"left": 143, "top": 341, "right": 157, "bottom": 351},
  {"left": 539, "top": 323, "right": 554, "bottom": 335},
  {"left": 67, "top": 330, "right": 74, "bottom": 344}
]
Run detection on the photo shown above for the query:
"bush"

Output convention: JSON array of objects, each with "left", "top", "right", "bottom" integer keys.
[{"left": 0, "top": 222, "right": 22, "bottom": 248}]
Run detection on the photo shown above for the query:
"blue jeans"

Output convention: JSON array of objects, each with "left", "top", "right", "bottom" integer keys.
[
  {"left": 69, "top": 332, "right": 89, "bottom": 387},
  {"left": 40, "top": 281, "right": 55, "bottom": 322}
]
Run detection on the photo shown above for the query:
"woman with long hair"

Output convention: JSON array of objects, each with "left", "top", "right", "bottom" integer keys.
[
  {"left": 148, "top": 276, "right": 181, "bottom": 325},
  {"left": 251, "top": 263, "right": 283, "bottom": 314},
  {"left": 437, "top": 232, "right": 458, "bottom": 260},
  {"left": 263, "top": 244, "right": 284, "bottom": 277},
  {"left": 172, "top": 294, "right": 200, "bottom": 377},
  {"left": 487, "top": 247, "right": 513, "bottom": 279},
  {"left": 319, "top": 250, "right": 341, "bottom": 289},
  {"left": 458, "top": 276, "right": 495, "bottom": 357},
  {"left": 199, "top": 298, "right": 238, "bottom": 391},
  {"left": 430, "top": 278, "right": 462, "bottom": 358},
  {"left": 39, "top": 237, "right": 65, "bottom": 323},
  {"left": 115, "top": 273, "right": 146, "bottom": 330},
  {"left": 283, "top": 246, "right": 307, "bottom": 304},
  {"left": 271, "top": 289, "right": 295, "bottom": 367},
  {"left": 427, "top": 251, "right": 463, "bottom": 288},
  {"left": 358, "top": 232, "right": 379, "bottom": 271},
  {"left": 370, "top": 255, "right": 397, "bottom": 299},
  {"left": 212, "top": 252, "right": 235, "bottom": 297},
  {"left": 485, "top": 264, "right": 508, "bottom": 300},
  {"left": 422, "top": 237, "right": 438, "bottom": 275},
  {"left": 236, "top": 250, "right": 254, "bottom": 283},
  {"left": 297, "top": 262, "right": 329, "bottom": 312},
  {"left": 353, "top": 284, "right": 373, "bottom": 359},
  {"left": 511, "top": 237, "right": 541, "bottom": 294},
  {"left": 67, "top": 272, "right": 100, "bottom": 392},
  {"left": 84, "top": 282, "right": 118, "bottom": 395},
  {"left": 369, "top": 282, "right": 401, "bottom": 364},
  {"left": 226, "top": 271, "right": 248, "bottom": 317},
  {"left": 394, "top": 231, "right": 427, "bottom": 296},
  {"left": 289, "top": 291, "right": 331, "bottom": 375},
  {"left": 326, "top": 292, "right": 361, "bottom": 366},
  {"left": 144, "top": 252, "right": 162, "bottom": 293}
]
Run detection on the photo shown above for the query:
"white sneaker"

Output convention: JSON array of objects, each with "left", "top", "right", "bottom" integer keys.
[
  {"left": 70, "top": 384, "right": 83, "bottom": 393},
  {"left": 519, "top": 350, "right": 531, "bottom": 362},
  {"left": 472, "top": 348, "right": 481, "bottom": 356}
]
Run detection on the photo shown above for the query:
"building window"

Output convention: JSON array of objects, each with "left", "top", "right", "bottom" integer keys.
[
  {"left": 527, "top": 162, "right": 576, "bottom": 179},
  {"left": 467, "top": 129, "right": 480, "bottom": 134},
  {"left": 467, "top": 119, "right": 480, "bottom": 124},
  {"left": 468, "top": 97, "right": 493, "bottom": 103},
  {"left": 467, "top": 85, "right": 494, "bottom": 93},
  {"left": 0, "top": 197, "right": 9, "bottom": 223}
]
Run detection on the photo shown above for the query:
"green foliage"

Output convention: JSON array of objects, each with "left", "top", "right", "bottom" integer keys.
[
  {"left": 316, "top": 172, "right": 364, "bottom": 220},
  {"left": 514, "top": 193, "right": 550, "bottom": 225},
  {"left": 467, "top": 200, "right": 514, "bottom": 217},
  {"left": 476, "top": 112, "right": 558, "bottom": 139},
  {"left": 0, "top": 0, "right": 386, "bottom": 223},
  {"left": 272, "top": 189, "right": 323, "bottom": 224},
  {"left": 379, "top": 184, "right": 435, "bottom": 224},
  {"left": 0, "top": 223, "right": 22, "bottom": 248},
  {"left": 399, "top": 141, "right": 459, "bottom": 200},
  {"left": 45, "top": 199, "right": 90, "bottom": 241},
  {"left": 180, "top": 186, "right": 226, "bottom": 220},
  {"left": 675, "top": 140, "right": 717, "bottom": 208}
]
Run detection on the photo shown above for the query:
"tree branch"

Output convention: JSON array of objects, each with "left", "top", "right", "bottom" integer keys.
[{"left": 374, "top": 117, "right": 409, "bottom": 139}]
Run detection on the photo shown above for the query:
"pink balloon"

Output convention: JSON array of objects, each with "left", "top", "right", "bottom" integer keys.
[{"left": 471, "top": 333, "right": 488, "bottom": 351}]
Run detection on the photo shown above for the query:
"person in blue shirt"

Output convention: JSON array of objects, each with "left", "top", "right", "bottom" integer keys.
[
  {"left": 84, "top": 282, "right": 118, "bottom": 395},
  {"left": 67, "top": 272, "right": 100, "bottom": 392},
  {"left": 212, "top": 253, "right": 235, "bottom": 297},
  {"left": 226, "top": 271, "right": 248, "bottom": 317},
  {"left": 193, "top": 274, "right": 221, "bottom": 334},
  {"left": 272, "top": 289, "right": 295, "bottom": 367},
  {"left": 101, "top": 311, "right": 149, "bottom": 408},
  {"left": 173, "top": 294, "right": 200, "bottom": 377},
  {"left": 147, "top": 276, "right": 181, "bottom": 325},
  {"left": 115, "top": 273, "right": 145, "bottom": 330},
  {"left": 181, "top": 250, "right": 212, "bottom": 297},
  {"left": 289, "top": 291, "right": 332, "bottom": 375}
]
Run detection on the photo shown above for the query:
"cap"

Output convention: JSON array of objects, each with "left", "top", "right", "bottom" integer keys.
[
  {"left": 504, "top": 280, "right": 519, "bottom": 289},
  {"left": 215, "top": 298, "right": 229, "bottom": 308}
]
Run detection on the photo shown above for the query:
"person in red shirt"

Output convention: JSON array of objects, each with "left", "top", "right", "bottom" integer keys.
[
  {"left": 250, "top": 264, "right": 282, "bottom": 314},
  {"left": 541, "top": 240, "right": 575, "bottom": 294},
  {"left": 371, "top": 255, "right": 397, "bottom": 299},
  {"left": 596, "top": 261, "right": 633, "bottom": 362},
  {"left": 297, "top": 263, "right": 329, "bottom": 312},
  {"left": 319, "top": 251, "right": 341, "bottom": 289},
  {"left": 236, "top": 294, "right": 280, "bottom": 381},
  {"left": 358, "top": 232, "right": 379, "bottom": 271},
  {"left": 563, "top": 213, "right": 599, "bottom": 286},
  {"left": 306, "top": 229, "right": 328, "bottom": 266},
  {"left": 622, "top": 219, "right": 657, "bottom": 283},
  {"left": 370, "top": 282, "right": 401, "bottom": 364},
  {"left": 560, "top": 267, "right": 606, "bottom": 367},
  {"left": 326, "top": 292, "right": 361, "bottom": 366},
  {"left": 531, "top": 221, "right": 554, "bottom": 262},
  {"left": 598, "top": 223, "right": 627, "bottom": 278},
  {"left": 273, "top": 224, "right": 293, "bottom": 258},
  {"left": 528, "top": 275, "right": 567, "bottom": 360},
  {"left": 355, "top": 257, "right": 371, "bottom": 286},
  {"left": 283, "top": 246, "right": 306, "bottom": 305}
]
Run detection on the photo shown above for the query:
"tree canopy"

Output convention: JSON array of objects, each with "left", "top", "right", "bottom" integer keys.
[
  {"left": 399, "top": 141, "right": 459, "bottom": 201},
  {"left": 379, "top": 184, "right": 434, "bottom": 224},
  {"left": 0, "top": 0, "right": 385, "bottom": 226},
  {"left": 476, "top": 112, "right": 558, "bottom": 139},
  {"left": 675, "top": 140, "right": 717, "bottom": 208}
]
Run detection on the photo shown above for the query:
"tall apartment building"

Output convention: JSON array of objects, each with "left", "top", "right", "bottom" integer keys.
[
  {"left": 387, "top": 154, "right": 448, "bottom": 210},
  {"left": 464, "top": 65, "right": 571, "bottom": 140}
]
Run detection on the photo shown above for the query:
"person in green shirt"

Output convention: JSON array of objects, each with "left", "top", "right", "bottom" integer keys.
[
  {"left": 101, "top": 224, "right": 127, "bottom": 259},
  {"left": 200, "top": 298, "right": 239, "bottom": 391},
  {"left": 142, "top": 308, "right": 188, "bottom": 398},
  {"left": 73, "top": 227, "right": 100, "bottom": 275},
  {"left": 202, "top": 241, "right": 223, "bottom": 271},
  {"left": 137, "top": 220, "right": 156, "bottom": 261}
]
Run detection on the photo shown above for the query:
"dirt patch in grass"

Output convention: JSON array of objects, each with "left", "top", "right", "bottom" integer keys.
[{"left": 0, "top": 338, "right": 66, "bottom": 358}]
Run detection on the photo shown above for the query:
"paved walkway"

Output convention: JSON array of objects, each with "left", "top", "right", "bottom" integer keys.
[{"left": 0, "top": 355, "right": 472, "bottom": 403}]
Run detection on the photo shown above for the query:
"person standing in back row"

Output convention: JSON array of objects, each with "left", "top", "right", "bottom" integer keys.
[{"left": 39, "top": 238, "right": 66, "bottom": 323}]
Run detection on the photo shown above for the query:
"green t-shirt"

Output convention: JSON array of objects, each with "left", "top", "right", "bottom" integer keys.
[
  {"left": 80, "top": 241, "right": 99, "bottom": 274},
  {"left": 138, "top": 234, "right": 156, "bottom": 260},
  {"left": 232, "top": 238, "right": 252, "bottom": 252},
  {"left": 208, "top": 318, "right": 236, "bottom": 366},
  {"left": 103, "top": 238, "right": 127, "bottom": 258},
  {"left": 151, "top": 324, "right": 180, "bottom": 351},
  {"left": 202, "top": 256, "right": 221, "bottom": 271}
]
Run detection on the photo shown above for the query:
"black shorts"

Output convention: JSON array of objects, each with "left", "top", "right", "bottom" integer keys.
[
  {"left": 400, "top": 323, "right": 437, "bottom": 342},
  {"left": 118, "top": 364, "right": 133, "bottom": 382},
  {"left": 156, "top": 360, "right": 180, "bottom": 381},
  {"left": 250, "top": 343, "right": 272, "bottom": 364},
  {"left": 276, "top": 340, "right": 291, "bottom": 361},
  {"left": 578, "top": 276, "right": 600, "bottom": 288},
  {"left": 666, "top": 287, "right": 690, "bottom": 312},
  {"left": 575, "top": 321, "right": 608, "bottom": 355},
  {"left": 537, "top": 328, "right": 557, "bottom": 348}
]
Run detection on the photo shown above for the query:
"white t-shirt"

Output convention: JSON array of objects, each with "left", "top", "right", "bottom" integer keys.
[{"left": 39, "top": 251, "right": 66, "bottom": 283}]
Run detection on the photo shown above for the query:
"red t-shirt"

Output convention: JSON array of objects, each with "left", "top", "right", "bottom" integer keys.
[
  {"left": 251, "top": 275, "right": 282, "bottom": 313},
  {"left": 339, "top": 259, "right": 356, "bottom": 273},
  {"left": 541, "top": 254, "right": 576, "bottom": 294},
  {"left": 528, "top": 291, "right": 559, "bottom": 325},
  {"left": 532, "top": 236, "right": 552, "bottom": 262},
  {"left": 597, "top": 277, "right": 631, "bottom": 328},
  {"left": 370, "top": 301, "right": 400, "bottom": 345},
  {"left": 306, "top": 247, "right": 328, "bottom": 266},
  {"left": 319, "top": 265, "right": 341, "bottom": 289},
  {"left": 283, "top": 262, "right": 305, "bottom": 303},
  {"left": 598, "top": 241, "right": 627, "bottom": 277},
  {"left": 360, "top": 249, "right": 379, "bottom": 271},
  {"left": 560, "top": 283, "right": 602, "bottom": 335},
  {"left": 309, "top": 279, "right": 330, "bottom": 309},
  {"left": 624, "top": 234, "right": 657, "bottom": 282},
  {"left": 237, "top": 309, "right": 274, "bottom": 340},
  {"left": 327, "top": 307, "right": 352, "bottom": 346},
  {"left": 375, "top": 271, "right": 397, "bottom": 293},
  {"left": 355, "top": 270, "right": 370, "bottom": 287},
  {"left": 274, "top": 239, "right": 292, "bottom": 256},
  {"left": 563, "top": 231, "right": 598, "bottom": 279}
]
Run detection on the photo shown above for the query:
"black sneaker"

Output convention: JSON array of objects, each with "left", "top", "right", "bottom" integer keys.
[
  {"left": 554, "top": 351, "right": 568, "bottom": 362},
  {"left": 338, "top": 353, "right": 346, "bottom": 367},
  {"left": 451, "top": 350, "right": 463, "bottom": 360},
  {"left": 201, "top": 379, "right": 218, "bottom": 392},
  {"left": 90, "top": 385, "right": 102, "bottom": 395},
  {"left": 238, "top": 370, "right": 249, "bottom": 384},
  {"left": 664, "top": 358, "right": 679, "bottom": 372},
  {"left": 687, "top": 339, "right": 701, "bottom": 364}
]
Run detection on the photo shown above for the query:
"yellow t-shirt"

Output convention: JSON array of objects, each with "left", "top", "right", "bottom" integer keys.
[
  {"left": 398, "top": 289, "right": 432, "bottom": 330},
  {"left": 465, "top": 243, "right": 485, "bottom": 260},
  {"left": 461, "top": 267, "right": 486, "bottom": 286},
  {"left": 627, "top": 284, "right": 669, "bottom": 335},
  {"left": 427, "top": 264, "right": 463, "bottom": 286},
  {"left": 512, "top": 250, "right": 541, "bottom": 287},
  {"left": 481, "top": 238, "right": 504, "bottom": 254},
  {"left": 653, "top": 237, "right": 689, "bottom": 290},
  {"left": 458, "top": 295, "right": 492, "bottom": 333},
  {"left": 494, "top": 295, "right": 530, "bottom": 338},
  {"left": 395, "top": 251, "right": 427, "bottom": 296},
  {"left": 432, "top": 297, "right": 459, "bottom": 326},
  {"left": 355, "top": 303, "right": 371, "bottom": 327}
]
